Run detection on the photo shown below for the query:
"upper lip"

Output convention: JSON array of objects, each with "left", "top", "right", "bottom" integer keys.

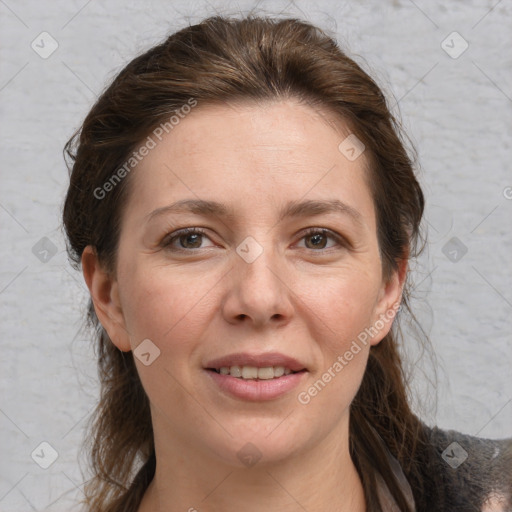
[{"left": 204, "top": 352, "right": 307, "bottom": 372}]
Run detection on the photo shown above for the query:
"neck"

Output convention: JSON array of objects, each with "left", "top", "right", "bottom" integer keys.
[{"left": 138, "top": 413, "right": 366, "bottom": 512}]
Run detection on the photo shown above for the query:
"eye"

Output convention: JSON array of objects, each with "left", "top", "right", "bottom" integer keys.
[
  {"left": 160, "top": 227, "right": 348, "bottom": 253},
  {"left": 161, "top": 227, "right": 215, "bottom": 251},
  {"left": 296, "top": 228, "right": 347, "bottom": 251}
]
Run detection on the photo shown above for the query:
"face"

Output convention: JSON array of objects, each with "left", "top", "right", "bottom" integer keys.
[{"left": 84, "top": 98, "right": 405, "bottom": 469}]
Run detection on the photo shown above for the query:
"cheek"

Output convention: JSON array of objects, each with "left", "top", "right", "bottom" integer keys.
[
  {"left": 119, "top": 261, "right": 217, "bottom": 347},
  {"left": 305, "top": 266, "right": 381, "bottom": 345},
  {"left": 119, "top": 266, "right": 217, "bottom": 408},
  {"left": 297, "top": 268, "right": 379, "bottom": 412},
  {"left": 297, "top": 274, "right": 376, "bottom": 423}
]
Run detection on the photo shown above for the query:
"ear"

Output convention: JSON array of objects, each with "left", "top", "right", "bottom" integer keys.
[
  {"left": 81, "top": 245, "right": 132, "bottom": 352},
  {"left": 369, "top": 255, "right": 408, "bottom": 347}
]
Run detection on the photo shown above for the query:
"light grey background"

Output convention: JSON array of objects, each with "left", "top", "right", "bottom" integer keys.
[{"left": 1, "top": 0, "right": 511, "bottom": 510}]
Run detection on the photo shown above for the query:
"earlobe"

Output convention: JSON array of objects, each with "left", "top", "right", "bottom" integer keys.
[{"left": 81, "top": 245, "right": 132, "bottom": 352}]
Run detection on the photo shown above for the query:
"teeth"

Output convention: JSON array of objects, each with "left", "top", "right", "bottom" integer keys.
[
  {"left": 230, "top": 366, "right": 242, "bottom": 378},
  {"left": 257, "top": 367, "right": 275, "bottom": 379},
  {"left": 242, "top": 366, "right": 258, "bottom": 379},
  {"left": 216, "top": 365, "right": 295, "bottom": 379}
]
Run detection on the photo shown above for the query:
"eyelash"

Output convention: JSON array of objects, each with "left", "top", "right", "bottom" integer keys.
[{"left": 160, "top": 227, "right": 348, "bottom": 253}]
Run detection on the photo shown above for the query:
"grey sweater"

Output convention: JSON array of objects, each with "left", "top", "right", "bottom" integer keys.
[{"left": 377, "top": 424, "right": 512, "bottom": 511}]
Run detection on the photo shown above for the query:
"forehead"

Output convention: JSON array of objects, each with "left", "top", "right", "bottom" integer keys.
[
  {"left": 155, "top": 98, "right": 354, "bottom": 160},
  {"left": 123, "top": 98, "right": 375, "bottom": 226}
]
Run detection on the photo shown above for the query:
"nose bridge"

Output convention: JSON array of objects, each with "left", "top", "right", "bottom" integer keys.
[
  {"left": 236, "top": 233, "right": 282, "bottom": 295},
  {"left": 224, "top": 232, "right": 292, "bottom": 325}
]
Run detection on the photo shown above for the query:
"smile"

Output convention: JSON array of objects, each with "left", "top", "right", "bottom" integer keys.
[
  {"left": 210, "top": 365, "right": 299, "bottom": 379},
  {"left": 204, "top": 367, "right": 308, "bottom": 401}
]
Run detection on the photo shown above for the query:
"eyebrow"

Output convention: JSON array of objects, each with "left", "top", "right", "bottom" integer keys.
[{"left": 146, "top": 198, "right": 364, "bottom": 226}]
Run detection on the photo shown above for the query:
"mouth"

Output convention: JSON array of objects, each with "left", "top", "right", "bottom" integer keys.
[
  {"left": 204, "top": 351, "right": 307, "bottom": 375},
  {"left": 203, "top": 352, "right": 308, "bottom": 400},
  {"left": 206, "top": 365, "right": 306, "bottom": 380},
  {"left": 204, "top": 365, "right": 308, "bottom": 401}
]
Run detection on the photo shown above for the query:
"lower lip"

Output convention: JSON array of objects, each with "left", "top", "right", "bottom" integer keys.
[{"left": 204, "top": 369, "right": 307, "bottom": 401}]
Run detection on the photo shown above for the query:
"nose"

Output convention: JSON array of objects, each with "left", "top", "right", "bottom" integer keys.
[{"left": 221, "top": 239, "right": 294, "bottom": 328}]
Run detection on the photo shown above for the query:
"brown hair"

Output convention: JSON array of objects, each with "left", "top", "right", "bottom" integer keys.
[{"left": 63, "top": 14, "right": 430, "bottom": 512}]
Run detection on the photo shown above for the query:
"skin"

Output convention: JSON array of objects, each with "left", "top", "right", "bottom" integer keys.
[
  {"left": 482, "top": 493, "right": 509, "bottom": 512},
  {"left": 82, "top": 98, "right": 407, "bottom": 512}
]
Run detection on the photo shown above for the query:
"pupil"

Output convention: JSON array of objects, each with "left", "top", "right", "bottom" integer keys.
[
  {"left": 182, "top": 233, "right": 201, "bottom": 248},
  {"left": 307, "top": 233, "right": 326, "bottom": 249}
]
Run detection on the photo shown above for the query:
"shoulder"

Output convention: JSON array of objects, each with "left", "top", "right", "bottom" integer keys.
[{"left": 419, "top": 423, "right": 512, "bottom": 511}]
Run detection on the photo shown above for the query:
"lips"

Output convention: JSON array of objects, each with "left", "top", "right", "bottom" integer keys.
[{"left": 204, "top": 352, "right": 307, "bottom": 373}]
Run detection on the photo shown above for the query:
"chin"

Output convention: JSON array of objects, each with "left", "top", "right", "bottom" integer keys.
[{"left": 206, "top": 418, "right": 308, "bottom": 469}]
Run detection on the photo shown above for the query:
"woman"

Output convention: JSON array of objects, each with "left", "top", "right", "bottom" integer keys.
[{"left": 62, "top": 14, "right": 511, "bottom": 512}]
